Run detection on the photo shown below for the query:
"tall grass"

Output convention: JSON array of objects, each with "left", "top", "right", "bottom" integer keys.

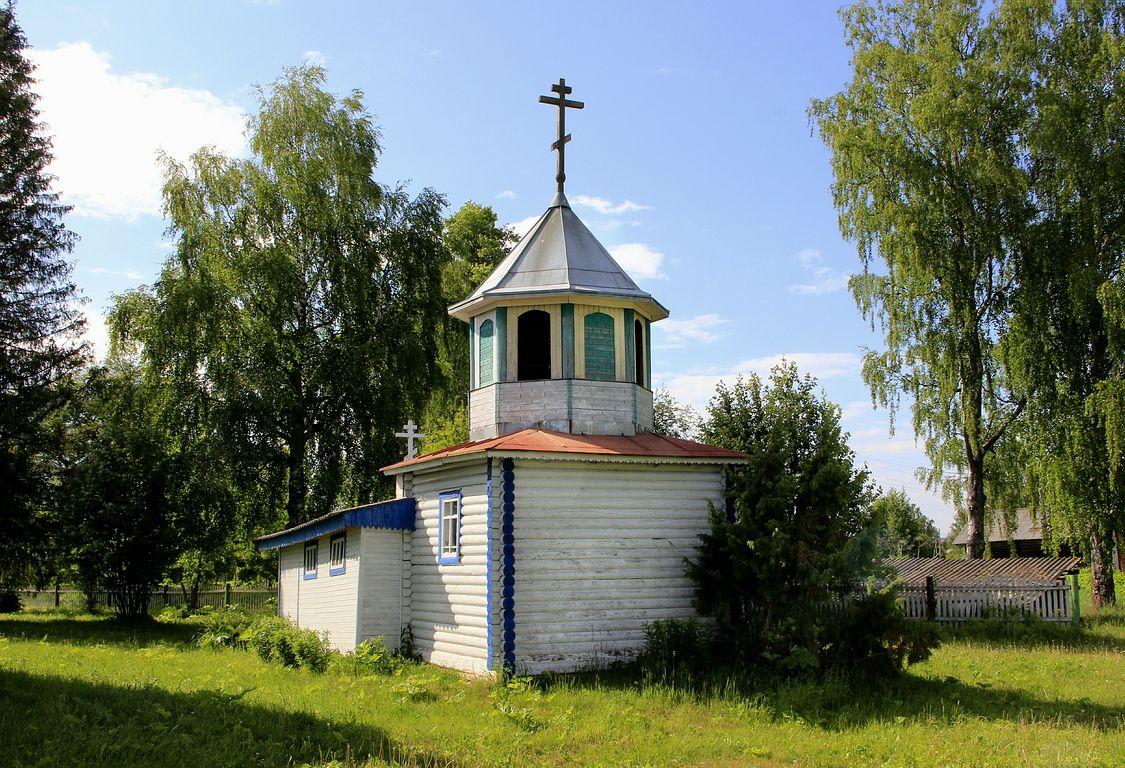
[{"left": 1, "top": 608, "right": 1123, "bottom": 767}]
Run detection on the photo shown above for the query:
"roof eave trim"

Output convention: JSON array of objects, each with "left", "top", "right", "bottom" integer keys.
[
  {"left": 254, "top": 497, "right": 416, "bottom": 550},
  {"left": 384, "top": 448, "right": 746, "bottom": 474}
]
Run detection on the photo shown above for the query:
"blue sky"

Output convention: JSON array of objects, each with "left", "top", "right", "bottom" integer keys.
[{"left": 17, "top": 1, "right": 954, "bottom": 532}]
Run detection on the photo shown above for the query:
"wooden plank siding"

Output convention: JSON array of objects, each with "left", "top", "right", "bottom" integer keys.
[
  {"left": 277, "top": 529, "right": 361, "bottom": 652},
  {"left": 357, "top": 530, "right": 408, "bottom": 648},
  {"left": 408, "top": 461, "right": 495, "bottom": 674},
  {"left": 509, "top": 459, "right": 723, "bottom": 674}
]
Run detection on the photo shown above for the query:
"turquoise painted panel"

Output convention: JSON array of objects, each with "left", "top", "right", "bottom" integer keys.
[
  {"left": 496, "top": 307, "right": 508, "bottom": 382},
  {"left": 583, "top": 312, "right": 615, "bottom": 382},
  {"left": 623, "top": 308, "right": 635, "bottom": 383},
  {"left": 561, "top": 304, "right": 575, "bottom": 379},
  {"left": 479, "top": 319, "right": 494, "bottom": 386}
]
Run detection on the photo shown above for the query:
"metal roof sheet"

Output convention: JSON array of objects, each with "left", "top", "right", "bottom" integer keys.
[
  {"left": 888, "top": 556, "right": 1082, "bottom": 586},
  {"left": 383, "top": 427, "right": 746, "bottom": 473},
  {"left": 449, "top": 194, "right": 669, "bottom": 321},
  {"left": 254, "top": 497, "right": 416, "bottom": 551}
]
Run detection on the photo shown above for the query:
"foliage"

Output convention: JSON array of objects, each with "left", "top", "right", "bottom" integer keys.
[
  {"left": 0, "top": 591, "right": 22, "bottom": 613},
  {"left": 651, "top": 386, "right": 701, "bottom": 440},
  {"left": 637, "top": 617, "right": 710, "bottom": 682},
  {"left": 245, "top": 614, "right": 332, "bottom": 673},
  {"left": 871, "top": 488, "right": 941, "bottom": 558},
  {"left": 824, "top": 584, "right": 940, "bottom": 677},
  {"left": 689, "top": 362, "right": 879, "bottom": 670},
  {"left": 114, "top": 65, "right": 449, "bottom": 529},
  {"left": 195, "top": 606, "right": 253, "bottom": 650},
  {"left": 58, "top": 364, "right": 181, "bottom": 619},
  {"left": 1008, "top": 0, "right": 1125, "bottom": 607},
  {"left": 811, "top": 0, "right": 1032, "bottom": 559},
  {"left": 419, "top": 201, "right": 514, "bottom": 453},
  {"left": 0, "top": 4, "right": 86, "bottom": 593}
]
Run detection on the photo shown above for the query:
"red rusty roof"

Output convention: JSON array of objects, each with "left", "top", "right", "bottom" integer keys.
[
  {"left": 888, "top": 556, "right": 1082, "bottom": 586},
  {"left": 382, "top": 427, "right": 746, "bottom": 473}
]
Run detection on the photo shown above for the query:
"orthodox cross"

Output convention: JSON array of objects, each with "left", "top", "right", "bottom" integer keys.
[
  {"left": 395, "top": 420, "right": 426, "bottom": 460},
  {"left": 539, "top": 78, "right": 584, "bottom": 195}
]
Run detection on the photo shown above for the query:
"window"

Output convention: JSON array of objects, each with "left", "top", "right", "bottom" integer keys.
[
  {"left": 329, "top": 533, "right": 346, "bottom": 576},
  {"left": 584, "top": 312, "right": 615, "bottom": 381},
  {"left": 438, "top": 491, "right": 461, "bottom": 564},
  {"left": 303, "top": 541, "right": 318, "bottom": 579},
  {"left": 517, "top": 310, "right": 551, "bottom": 380},
  {"left": 634, "top": 318, "right": 646, "bottom": 387},
  {"left": 479, "top": 319, "right": 494, "bottom": 386}
]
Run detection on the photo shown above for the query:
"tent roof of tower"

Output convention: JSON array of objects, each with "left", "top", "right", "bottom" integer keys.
[{"left": 448, "top": 192, "right": 670, "bottom": 322}]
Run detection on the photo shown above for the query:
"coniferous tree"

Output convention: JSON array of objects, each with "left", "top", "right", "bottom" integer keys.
[{"left": 0, "top": 3, "right": 85, "bottom": 592}]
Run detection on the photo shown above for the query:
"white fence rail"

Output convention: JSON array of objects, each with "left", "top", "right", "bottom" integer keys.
[
  {"left": 900, "top": 581, "right": 1074, "bottom": 623},
  {"left": 16, "top": 585, "right": 275, "bottom": 613}
]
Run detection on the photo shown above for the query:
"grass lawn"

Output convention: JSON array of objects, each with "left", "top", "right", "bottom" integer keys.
[{"left": 1, "top": 605, "right": 1123, "bottom": 767}]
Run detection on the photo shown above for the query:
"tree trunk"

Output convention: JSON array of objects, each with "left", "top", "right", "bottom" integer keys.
[
  {"left": 286, "top": 434, "right": 307, "bottom": 528},
  {"left": 964, "top": 454, "right": 987, "bottom": 559},
  {"left": 1089, "top": 526, "right": 1116, "bottom": 609}
]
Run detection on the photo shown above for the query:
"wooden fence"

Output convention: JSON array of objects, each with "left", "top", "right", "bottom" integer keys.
[
  {"left": 899, "top": 580, "right": 1076, "bottom": 623},
  {"left": 16, "top": 585, "right": 275, "bottom": 613}
]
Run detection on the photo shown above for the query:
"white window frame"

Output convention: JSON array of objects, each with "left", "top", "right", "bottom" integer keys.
[
  {"left": 303, "top": 541, "right": 318, "bottom": 579},
  {"left": 329, "top": 532, "right": 346, "bottom": 576},
  {"left": 438, "top": 490, "right": 462, "bottom": 564}
]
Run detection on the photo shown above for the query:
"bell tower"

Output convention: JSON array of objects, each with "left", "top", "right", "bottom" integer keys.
[{"left": 449, "top": 79, "right": 669, "bottom": 441}]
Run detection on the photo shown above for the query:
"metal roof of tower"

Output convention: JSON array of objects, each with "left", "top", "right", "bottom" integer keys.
[{"left": 448, "top": 192, "right": 669, "bottom": 322}]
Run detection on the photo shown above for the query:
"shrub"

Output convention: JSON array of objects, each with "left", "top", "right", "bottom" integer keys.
[
  {"left": 196, "top": 605, "right": 253, "bottom": 650},
  {"left": 246, "top": 615, "right": 332, "bottom": 673},
  {"left": 0, "top": 591, "right": 23, "bottom": 613},
  {"left": 823, "top": 584, "right": 940, "bottom": 676},
  {"left": 638, "top": 618, "right": 710, "bottom": 680}
]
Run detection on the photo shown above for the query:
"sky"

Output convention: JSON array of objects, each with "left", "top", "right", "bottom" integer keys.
[{"left": 16, "top": 0, "right": 957, "bottom": 532}]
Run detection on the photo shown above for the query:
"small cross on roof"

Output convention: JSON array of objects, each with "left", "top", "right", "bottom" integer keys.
[{"left": 539, "top": 77, "right": 584, "bottom": 196}]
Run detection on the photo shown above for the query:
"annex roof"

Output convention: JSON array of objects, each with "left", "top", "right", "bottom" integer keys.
[
  {"left": 254, "top": 497, "right": 415, "bottom": 551},
  {"left": 448, "top": 193, "right": 669, "bottom": 322},
  {"left": 951, "top": 508, "right": 1041, "bottom": 546},
  {"left": 382, "top": 427, "right": 746, "bottom": 474},
  {"left": 888, "top": 556, "right": 1082, "bottom": 587}
]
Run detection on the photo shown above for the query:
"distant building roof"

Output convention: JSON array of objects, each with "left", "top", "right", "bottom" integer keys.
[
  {"left": 888, "top": 556, "right": 1082, "bottom": 586},
  {"left": 952, "top": 508, "right": 1041, "bottom": 546},
  {"left": 448, "top": 193, "right": 669, "bottom": 322},
  {"left": 383, "top": 427, "right": 746, "bottom": 474}
]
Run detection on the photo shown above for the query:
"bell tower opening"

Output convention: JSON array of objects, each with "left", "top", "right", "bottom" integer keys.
[{"left": 517, "top": 310, "right": 552, "bottom": 381}]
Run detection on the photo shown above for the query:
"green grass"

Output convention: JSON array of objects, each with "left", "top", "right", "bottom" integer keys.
[{"left": 2, "top": 609, "right": 1124, "bottom": 767}]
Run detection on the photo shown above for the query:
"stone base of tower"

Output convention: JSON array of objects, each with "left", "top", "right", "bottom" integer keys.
[{"left": 469, "top": 380, "right": 654, "bottom": 441}]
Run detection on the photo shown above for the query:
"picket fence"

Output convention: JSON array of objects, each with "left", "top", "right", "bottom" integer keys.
[
  {"left": 899, "top": 581, "right": 1075, "bottom": 623},
  {"left": 16, "top": 585, "right": 275, "bottom": 613}
]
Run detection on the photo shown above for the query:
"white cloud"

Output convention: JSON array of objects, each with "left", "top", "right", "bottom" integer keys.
[
  {"left": 656, "top": 352, "right": 862, "bottom": 410},
  {"left": 787, "top": 248, "right": 851, "bottom": 296},
  {"left": 303, "top": 50, "right": 328, "bottom": 67},
  {"left": 609, "top": 243, "right": 666, "bottom": 281},
  {"left": 572, "top": 195, "right": 652, "bottom": 215},
  {"left": 81, "top": 307, "right": 109, "bottom": 362},
  {"left": 85, "top": 266, "right": 144, "bottom": 282},
  {"left": 495, "top": 190, "right": 516, "bottom": 200},
  {"left": 653, "top": 313, "right": 729, "bottom": 348},
  {"left": 28, "top": 42, "right": 246, "bottom": 220},
  {"left": 505, "top": 214, "right": 540, "bottom": 240}
]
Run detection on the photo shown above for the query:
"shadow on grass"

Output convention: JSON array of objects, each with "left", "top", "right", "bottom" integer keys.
[
  {"left": 553, "top": 663, "right": 1125, "bottom": 733},
  {"left": 0, "top": 614, "right": 200, "bottom": 650},
  {"left": 938, "top": 618, "right": 1125, "bottom": 653},
  {"left": 0, "top": 668, "right": 460, "bottom": 768}
]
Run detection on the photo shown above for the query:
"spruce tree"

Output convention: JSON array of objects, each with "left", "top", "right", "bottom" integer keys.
[{"left": 0, "top": 3, "right": 86, "bottom": 592}]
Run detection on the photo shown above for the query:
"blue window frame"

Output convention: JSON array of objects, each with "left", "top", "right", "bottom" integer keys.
[
  {"left": 438, "top": 490, "right": 462, "bottom": 565},
  {"left": 329, "top": 532, "right": 346, "bottom": 576},
  {"left": 303, "top": 541, "right": 318, "bottom": 579}
]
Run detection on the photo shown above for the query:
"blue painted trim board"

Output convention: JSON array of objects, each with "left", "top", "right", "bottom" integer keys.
[
  {"left": 256, "top": 497, "right": 416, "bottom": 551},
  {"left": 469, "top": 316, "right": 476, "bottom": 389},
  {"left": 501, "top": 458, "right": 516, "bottom": 670},
  {"left": 485, "top": 458, "right": 495, "bottom": 670}
]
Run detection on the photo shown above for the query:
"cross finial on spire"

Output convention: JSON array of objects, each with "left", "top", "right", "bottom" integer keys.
[
  {"left": 539, "top": 78, "right": 584, "bottom": 196},
  {"left": 395, "top": 420, "right": 426, "bottom": 460}
]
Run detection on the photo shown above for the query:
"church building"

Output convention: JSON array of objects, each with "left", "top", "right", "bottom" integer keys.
[{"left": 256, "top": 79, "right": 746, "bottom": 675}]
